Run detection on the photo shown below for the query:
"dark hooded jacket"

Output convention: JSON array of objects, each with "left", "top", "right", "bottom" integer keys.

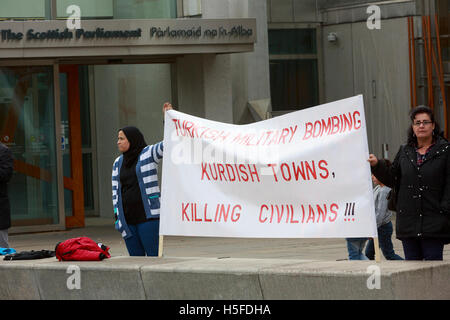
[{"left": 372, "top": 136, "right": 450, "bottom": 240}]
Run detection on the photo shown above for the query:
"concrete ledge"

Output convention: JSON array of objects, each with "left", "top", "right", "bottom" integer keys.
[
  {"left": 258, "top": 260, "right": 450, "bottom": 300},
  {"left": 0, "top": 256, "right": 449, "bottom": 300},
  {"left": 140, "top": 257, "right": 307, "bottom": 299}
]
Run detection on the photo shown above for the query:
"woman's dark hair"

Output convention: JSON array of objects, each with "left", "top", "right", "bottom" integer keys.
[{"left": 406, "top": 105, "right": 442, "bottom": 146}]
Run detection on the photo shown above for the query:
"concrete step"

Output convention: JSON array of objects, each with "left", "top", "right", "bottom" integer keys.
[{"left": 0, "top": 256, "right": 449, "bottom": 300}]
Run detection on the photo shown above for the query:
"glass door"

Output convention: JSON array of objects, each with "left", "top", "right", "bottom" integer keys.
[
  {"left": 59, "top": 65, "right": 85, "bottom": 228},
  {"left": 0, "top": 66, "right": 60, "bottom": 227}
]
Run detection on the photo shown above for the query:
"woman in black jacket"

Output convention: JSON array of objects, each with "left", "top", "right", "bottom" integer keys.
[{"left": 368, "top": 105, "right": 450, "bottom": 260}]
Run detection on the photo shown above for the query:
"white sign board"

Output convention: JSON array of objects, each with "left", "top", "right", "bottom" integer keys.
[{"left": 160, "top": 95, "right": 378, "bottom": 238}]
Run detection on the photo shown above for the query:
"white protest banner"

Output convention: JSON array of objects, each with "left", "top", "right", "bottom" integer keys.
[{"left": 160, "top": 95, "right": 378, "bottom": 239}]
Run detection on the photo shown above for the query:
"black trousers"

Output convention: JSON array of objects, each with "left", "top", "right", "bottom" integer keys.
[{"left": 401, "top": 237, "right": 445, "bottom": 260}]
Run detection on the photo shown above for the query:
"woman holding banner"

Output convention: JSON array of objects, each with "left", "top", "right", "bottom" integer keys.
[
  {"left": 111, "top": 102, "right": 172, "bottom": 256},
  {"left": 368, "top": 105, "right": 450, "bottom": 260}
]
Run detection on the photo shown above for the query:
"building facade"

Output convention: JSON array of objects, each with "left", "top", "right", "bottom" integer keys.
[
  {"left": 268, "top": 0, "right": 449, "bottom": 159},
  {"left": 1, "top": 0, "right": 269, "bottom": 233},
  {"left": 1, "top": 0, "right": 447, "bottom": 233}
]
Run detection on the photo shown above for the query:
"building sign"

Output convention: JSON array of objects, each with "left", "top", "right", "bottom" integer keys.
[
  {"left": 0, "top": 25, "right": 252, "bottom": 41},
  {"left": 160, "top": 95, "right": 378, "bottom": 239},
  {"left": 1, "top": 28, "right": 142, "bottom": 41},
  {"left": 149, "top": 25, "right": 253, "bottom": 38},
  {"left": 0, "top": 19, "right": 256, "bottom": 58}
]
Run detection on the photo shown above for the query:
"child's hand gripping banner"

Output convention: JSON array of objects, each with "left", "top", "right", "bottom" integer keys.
[{"left": 160, "top": 95, "right": 377, "bottom": 238}]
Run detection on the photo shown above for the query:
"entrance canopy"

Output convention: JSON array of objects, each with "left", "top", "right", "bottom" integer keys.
[{"left": 0, "top": 18, "right": 256, "bottom": 64}]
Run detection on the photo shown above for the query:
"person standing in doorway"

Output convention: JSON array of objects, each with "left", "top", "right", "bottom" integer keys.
[
  {"left": 111, "top": 102, "right": 172, "bottom": 256},
  {"left": 0, "top": 142, "right": 14, "bottom": 248}
]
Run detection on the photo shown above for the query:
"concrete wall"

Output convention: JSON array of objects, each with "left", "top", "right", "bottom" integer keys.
[
  {"left": 175, "top": 55, "right": 206, "bottom": 119},
  {"left": 232, "top": 0, "right": 271, "bottom": 124},
  {"left": 321, "top": 1, "right": 416, "bottom": 25},
  {"left": 266, "top": 1, "right": 414, "bottom": 160},
  {"left": 322, "top": 17, "right": 411, "bottom": 160},
  {"left": 1, "top": 257, "right": 449, "bottom": 299},
  {"left": 175, "top": 53, "right": 233, "bottom": 123},
  {"left": 94, "top": 64, "right": 172, "bottom": 218},
  {"left": 176, "top": 0, "right": 271, "bottom": 124},
  {"left": 267, "top": 0, "right": 319, "bottom": 23}
]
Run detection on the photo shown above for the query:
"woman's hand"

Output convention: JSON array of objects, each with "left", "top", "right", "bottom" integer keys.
[
  {"left": 368, "top": 154, "right": 378, "bottom": 167},
  {"left": 163, "top": 102, "right": 173, "bottom": 113}
]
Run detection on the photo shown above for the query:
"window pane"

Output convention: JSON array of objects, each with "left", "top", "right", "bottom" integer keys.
[
  {"left": 269, "top": 29, "right": 317, "bottom": 55},
  {"left": 57, "top": 0, "right": 113, "bottom": 18},
  {"left": 270, "top": 59, "right": 319, "bottom": 111},
  {"left": 64, "top": 189, "right": 73, "bottom": 216},
  {"left": 57, "top": 0, "right": 177, "bottom": 19},
  {"left": 0, "top": 0, "right": 47, "bottom": 19},
  {"left": 0, "top": 66, "right": 59, "bottom": 226},
  {"left": 114, "top": 0, "right": 177, "bottom": 19}
]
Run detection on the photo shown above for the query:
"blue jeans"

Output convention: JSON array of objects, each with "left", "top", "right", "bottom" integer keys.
[
  {"left": 365, "top": 222, "right": 403, "bottom": 260},
  {"left": 124, "top": 219, "right": 160, "bottom": 256},
  {"left": 401, "top": 237, "right": 445, "bottom": 261},
  {"left": 346, "top": 238, "right": 368, "bottom": 260}
]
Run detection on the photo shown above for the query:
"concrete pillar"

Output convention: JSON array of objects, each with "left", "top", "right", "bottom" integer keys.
[
  {"left": 176, "top": 0, "right": 269, "bottom": 124},
  {"left": 94, "top": 64, "right": 171, "bottom": 218},
  {"left": 93, "top": 66, "right": 120, "bottom": 219},
  {"left": 203, "top": 54, "right": 233, "bottom": 123},
  {"left": 175, "top": 55, "right": 205, "bottom": 118},
  {"left": 247, "top": 0, "right": 270, "bottom": 102},
  {"left": 176, "top": 53, "right": 233, "bottom": 123},
  {"left": 230, "top": 0, "right": 271, "bottom": 124}
]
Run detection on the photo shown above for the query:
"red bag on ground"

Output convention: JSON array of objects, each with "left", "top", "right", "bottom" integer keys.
[{"left": 55, "top": 237, "right": 111, "bottom": 261}]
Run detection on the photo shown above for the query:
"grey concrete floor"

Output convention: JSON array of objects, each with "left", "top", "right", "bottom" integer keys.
[{"left": 8, "top": 217, "right": 448, "bottom": 261}]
